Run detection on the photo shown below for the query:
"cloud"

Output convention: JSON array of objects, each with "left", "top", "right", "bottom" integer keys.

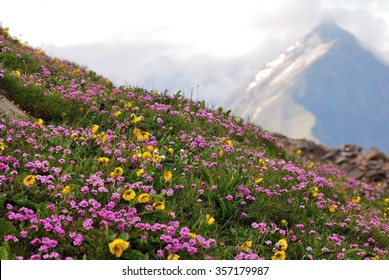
[{"left": 33, "top": 0, "right": 389, "bottom": 108}]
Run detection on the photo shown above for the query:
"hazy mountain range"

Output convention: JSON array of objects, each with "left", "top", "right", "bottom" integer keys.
[{"left": 224, "top": 23, "right": 389, "bottom": 155}]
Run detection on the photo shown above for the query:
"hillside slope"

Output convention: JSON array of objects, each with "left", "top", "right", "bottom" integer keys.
[{"left": 0, "top": 26, "right": 388, "bottom": 260}]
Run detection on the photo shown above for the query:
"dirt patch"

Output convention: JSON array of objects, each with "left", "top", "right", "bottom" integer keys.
[{"left": 0, "top": 87, "right": 32, "bottom": 122}]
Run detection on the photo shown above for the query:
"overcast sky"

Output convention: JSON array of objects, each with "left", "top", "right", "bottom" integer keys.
[{"left": 1, "top": 0, "right": 389, "bottom": 105}]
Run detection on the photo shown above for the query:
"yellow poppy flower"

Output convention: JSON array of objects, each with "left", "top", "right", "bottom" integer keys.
[
  {"left": 92, "top": 125, "right": 99, "bottom": 134},
  {"left": 23, "top": 175, "right": 36, "bottom": 186},
  {"left": 138, "top": 193, "right": 151, "bottom": 203},
  {"left": 62, "top": 185, "right": 71, "bottom": 195},
  {"left": 167, "top": 254, "right": 180, "bottom": 260},
  {"left": 277, "top": 239, "right": 288, "bottom": 251},
  {"left": 123, "top": 189, "right": 136, "bottom": 201},
  {"left": 271, "top": 251, "right": 286, "bottom": 260},
  {"left": 164, "top": 171, "right": 172, "bottom": 182},
  {"left": 205, "top": 214, "right": 215, "bottom": 225},
  {"left": 153, "top": 201, "right": 165, "bottom": 210},
  {"left": 108, "top": 239, "right": 130, "bottom": 257}
]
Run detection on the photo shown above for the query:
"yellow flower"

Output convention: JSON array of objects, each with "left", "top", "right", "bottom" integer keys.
[
  {"left": 329, "top": 204, "right": 338, "bottom": 213},
  {"left": 98, "top": 157, "right": 110, "bottom": 165},
  {"left": 131, "top": 116, "right": 143, "bottom": 123},
  {"left": 152, "top": 154, "right": 161, "bottom": 163},
  {"left": 307, "top": 162, "right": 314, "bottom": 169},
  {"left": 153, "top": 201, "right": 165, "bottom": 210},
  {"left": 97, "top": 132, "right": 107, "bottom": 143},
  {"left": 62, "top": 185, "right": 71, "bottom": 195},
  {"left": 255, "top": 178, "right": 263, "bottom": 184},
  {"left": 167, "top": 254, "right": 180, "bottom": 260},
  {"left": 111, "top": 167, "right": 123, "bottom": 178},
  {"left": 23, "top": 175, "right": 36, "bottom": 186},
  {"left": 218, "top": 150, "right": 224, "bottom": 156},
  {"left": 384, "top": 198, "right": 389, "bottom": 205},
  {"left": 123, "top": 189, "right": 136, "bottom": 201},
  {"left": 136, "top": 169, "right": 145, "bottom": 177},
  {"left": 70, "top": 133, "right": 79, "bottom": 140},
  {"left": 108, "top": 239, "right": 130, "bottom": 258},
  {"left": 124, "top": 102, "right": 132, "bottom": 108},
  {"left": 271, "top": 251, "right": 286, "bottom": 260},
  {"left": 241, "top": 241, "right": 252, "bottom": 251},
  {"left": 134, "top": 128, "right": 150, "bottom": 141},
  {"left": 296, "top": 149, "right": 302, "bottom": 155},
  {"left": 352, "top": 196, "right": 361, "bottom": 203},
  {"left": 205, "top": 214, "right": 215, "bottom": 225},
  {"left": 276, "top": 239, "right": 288, "bottom": 251},
  {"left": 189, "top": 233, "right": 197, "bottom": 239},
  {"left": 114, "top": 111, "right": 122, "bottom": 117},
  {"left": 92, "top": 125, "right": 99, "bottom": 134},
  {"left": 311, "top": 186, "right": 319, "bottom": 198},
  {"left": 227, "top": 140, "right": 233, "bottom": 147},
  {"left": 164, "top": 171, "right": 172, "bottom": 182},
  {"left": 15, "top": 70, "right": 21, "bottom": 77},
  {"left": 35, "top": 119, "right": 43, "bottom": 126},
  {"left": 168, "top": 148, "right": 174, "bottom": 154},
  {"left": 138, "top": 193, "right": 151, "bottom": 203},
  {"left": 142, "top": 151, "right": 152, "bottom": 160},
  {"left": 281, "top": 220, "right": 288, "bottom": 227},
  {"left": 0, "top": 141, "right": 6, "bottom": 151}
]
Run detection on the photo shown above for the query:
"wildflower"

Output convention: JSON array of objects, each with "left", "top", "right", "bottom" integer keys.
[
  {"left": 189, "top": 233, "right": 197, "bottom": 239},
  {"left": 35, "top": 119, "right": 43, "bottom": 126},
  {"left": 15, "top": 70, "right": 21, "bottom": 77},
  {"left": 219, "top": 150, "right": 224, "bottom": 156},
  {"left": 138, "top": 193, "right": 151, "bottom": 203},
  {"left": 168, "top": 148, "right": 174, "bottom": 154},
  {"left": 205, "top": 214, "right": 215, "bottom": 225},
  {"left": 136, "top": 169, "right": 145, "bottom": 177},
  {"left": 124, "top": 102, "right": 132, "bottom": 108},
  {"left": 108, "top": 239, "right": 130, "bottom": 258},
  {"left": 114, "top": 111, "right": 122, "bottom": 117},
  {"left": 271, "top": 251, "right": 286, "bottom": 260},
  {"left": 98, "top": 157, "right": 110, "bottom": 165},
  {"left": 167, "top": 254, "right": 180, "bottom": 260},
  {"left": 70, "top": 133, "right": 79, "bottom": 140},
  {"left": 131, "top": 116, "right": 143, "bottom": 123},
  {"left": 352, "top": 196, "right": 361, "bottom": 203},
  {"left": 227, "top": 140, "right": 233, "bottom": 147},
  {"left": 123, "top": 189, "right": 136, "bottom": 201},
  {"left": 255, "top": 178, "right": 263, "bottom": 184},
  {"left": 0, "top": 141, "right": 6, "bottom": 151},
  {"left": 142, "top": 151, "right": 152, "bottom": 160},
  {"left": 281, "top": 220, "right": 288, "bottom": 227},
  {"left": 329, "top": 204, "right": 338, "bottom": 213},
  {"left": 276, "top": 239, "right": 288, "bottom": 251},
  {"left": 383, "top": 198, "right": 389, "bottom": 205},
  {"left": 134, "top": 128, "right": 150, "bottom": 141},
  {"left": 23, "top": 175, "right": 36, "bottom": 186},
  {"left": 296, "top": 149, "right": 302, "bottom": 155},
  {"left": 153, "top": 201, "right": 165, "bottom": 210},
  {"left": 110, "top": 167, "right": 123, "bottom": 178},
  {"left": 311, "top": 186, "right": 318, "bottom": 197},
  {"left": 62, "top": 185, "right": 71, "bottom": 195},
  {"left": 241, "top": 241, "right": 252, "bottom": 251},
  {"left": 164, "top": 171, "right": 172, "bottom": 182},
  {"left": 307, "top": 162, "right": 314, "bottom": 169},
  {"left": 92, "top": 125, "right": 99, "bottom": 134}
]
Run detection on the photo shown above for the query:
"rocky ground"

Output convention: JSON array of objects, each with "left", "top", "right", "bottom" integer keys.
[{"left": 279, "top": 135, "right": 389, "bottom": 189}]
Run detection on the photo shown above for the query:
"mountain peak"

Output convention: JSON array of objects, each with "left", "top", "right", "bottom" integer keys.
[{"left": 225, "top": 23, "right": 389, "bottom": 155}]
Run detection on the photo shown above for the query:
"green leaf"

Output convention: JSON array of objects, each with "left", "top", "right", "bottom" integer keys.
[{"left": 118, "top": 232, "right": 130, "bottom": 241}]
